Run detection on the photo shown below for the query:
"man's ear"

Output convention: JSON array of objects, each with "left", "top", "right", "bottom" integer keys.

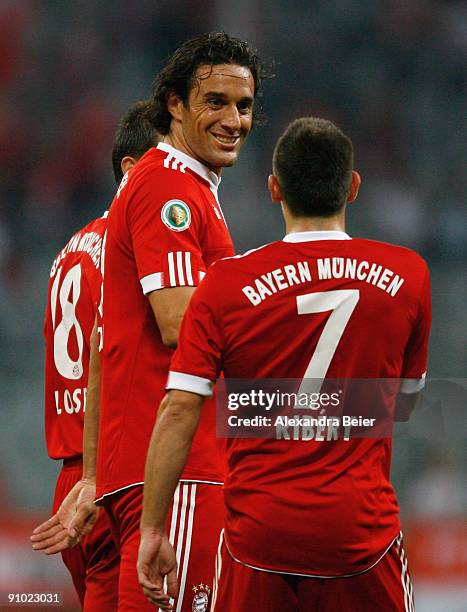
[
  {"left": 268, "top": 174, "right": 283, "bottom": 203},
  {"left": 166, "top": 92, "right": 184, "bottom": 123},
  {"left": 347, "top": 171, "right": 361, "bottom": 203},
  {"left": 120, "top": 156, "right": 139, "bottom": 177}
]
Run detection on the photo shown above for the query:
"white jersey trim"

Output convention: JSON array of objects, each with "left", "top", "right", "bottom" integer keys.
[
  {"left": 140, "top": 272, "right": 163, "bottom": 294},
  {"left": 283, "top": 230, "right": 351, "bottom": 243},
  {"left": 94, "top": 481, "right": 144, "bottom": 503},
  {"left": 223, "top": 532, "right": 399, "bottom": 579},
  {"left": 219, "top": 241, "right": 272, "bottom": 262},
  {"left": 166, "top": 252, "right": 197, "bottom": 287},
  {"left": 175, "top": 484, "right": 196, "bottom": 612},
  {"left": 179, "top": 479, "right": 223, "bottom": 485},
  {"left": 400, "top": 373, "right": 426, "bottom": 394},
  {"left": 167, "top": 371, "right": 214, "bottom": 397},
  {"left": 184, "top": 251, "right": 193, "bottom": 285},
  {"left": 94, "top": 478, "right": 222, "bottom": 503},
  {"left": 176, "top": 251, "right": 185, "bottom": 284},
  {"left": 157, "top": 142, "right": 220, "bottom": 192},
  {"left": 211, "top": 529, "right": 224, "bottom": 611},
  {"left": 395, "top": 532, "right": 415, "bottom": 612}
]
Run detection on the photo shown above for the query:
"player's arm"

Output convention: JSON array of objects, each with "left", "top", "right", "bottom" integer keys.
[
  {"left": 137, "top": 269, "right": 222, "bottom": 608},
  {"left": 395, "top": 262, "right": 431, "bottom": 422},
  {"left": 31, "top": 322, "right": 101, "bottom": 552},
  {"left": 82, "top": 320, "right": 100, "bottom": 481},
  {"left": 137, "top": 390, "right": 204, "bottom": 609},
  {"left": 38, "top": 321, "right": 101, "bottom": 545},
  {"left": 148, "top": 287, "right": 195, "bottom": 348},
  {"left": 65, "top": 320, "right": 101, "bottom": 539},
  {"left": 394, "top": 391, "right": 421, "bottom": 422},
  {"left": 129, "top": 170, "right": 213, "bottom": 349}
]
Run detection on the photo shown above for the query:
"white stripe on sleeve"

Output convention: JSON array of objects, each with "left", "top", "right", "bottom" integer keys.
[
  {"left": 168, "top": 252, "right": 176, "bottom": 286},
  {"left": 176, "top": 251, "right": 185, "bottom": 285},
  {"left": 140, "top": 272, "right": 163, "bottom": 294},
  {"left": 185, "top": 252, "right": 193, "bottom": 285},
  {"left": 166, "top": 371, "right": 214, "bottom": 397},
  {"left": 400, "top": 373, "right": 426, "bottom": 394}
]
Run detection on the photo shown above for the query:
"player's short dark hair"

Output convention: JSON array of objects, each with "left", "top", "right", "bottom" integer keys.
[
  {"left": 273, "top": 117, "right": 354, "bottom": 218},
  {"left": 152, "top": 32, "right": 268, "bottom": 135},
  {"left": 112, "top": 100, "right": 159, "bottom": 184}
]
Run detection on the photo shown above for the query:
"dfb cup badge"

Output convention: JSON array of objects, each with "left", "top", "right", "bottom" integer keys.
[
  {"left": 161, "top": 199, "right": 191, "bottom": 232},
  {"left": 191, "top": 583, "right": 211, "bottom": 612}
]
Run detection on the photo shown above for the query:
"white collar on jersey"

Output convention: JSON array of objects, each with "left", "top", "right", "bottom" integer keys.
[
  {"left": 283, "top": 230, "right": 351, "bottom": 242},
  {"left": 156, "top": 142, "right": 221, "bottom": 191}
]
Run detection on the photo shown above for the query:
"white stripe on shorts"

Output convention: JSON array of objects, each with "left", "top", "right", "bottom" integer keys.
[
  {"left": 211, "top": 529, "right": 224, "bottom": 611},
  {"left": 395, "top": 532, "right": 415, "bottom": 612},
  {"left": 175, "top": 484, "right": 196, "bottom": 612},
  {"left": 167, "top": 483, "right": 197, "bottom": 612}
]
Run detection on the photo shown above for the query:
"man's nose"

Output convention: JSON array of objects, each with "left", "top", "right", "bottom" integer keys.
[{"left": 220, "top": 104, "right": 241, "bottom": 131}]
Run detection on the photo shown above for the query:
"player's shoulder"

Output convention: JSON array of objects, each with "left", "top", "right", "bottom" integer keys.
[
  {"left": 59, "top": 216, "right": 102, "bottom": 255},
  {"left": 208, "top": 240, "right": 284, "bottom": 275},
  {"left": 79, "top": 211, "right": 108, "bottom": 237},
  {"left": 128, "top": 146, "right": 202, "bottom": 194},
  {"left": 49, "top": 215, "right": 106, "bottom": 279},
  {"left": 352, "top": 237, "right": 428, "bottom": 271}
]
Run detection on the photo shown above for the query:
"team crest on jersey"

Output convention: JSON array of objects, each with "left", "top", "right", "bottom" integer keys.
[
  {"left": 191, "top": 583, "right": 210, "bottom": 611},
  {"left": 161, "top": 199, "right": 191, "bottom": 232}
]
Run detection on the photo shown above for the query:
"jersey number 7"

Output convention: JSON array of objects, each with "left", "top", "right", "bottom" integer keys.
[{"left": 296, "top": 289, "right": 360, "bottom": 395}]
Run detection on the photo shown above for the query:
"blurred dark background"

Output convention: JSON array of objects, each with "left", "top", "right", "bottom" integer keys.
[{"left": 0, "top": 1, "right": 465, "bottom": 610}]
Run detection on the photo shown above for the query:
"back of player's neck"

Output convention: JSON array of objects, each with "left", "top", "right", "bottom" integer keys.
[{"left": 285, "top": 217, "right": 346, "bottom": 235}]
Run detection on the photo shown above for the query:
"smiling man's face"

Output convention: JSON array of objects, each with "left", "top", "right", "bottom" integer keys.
[{"left": 177, "top": 64, "right": 255, "bottom": 175}]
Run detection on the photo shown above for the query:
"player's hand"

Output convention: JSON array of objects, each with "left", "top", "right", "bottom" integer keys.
[
  {"left": 30, "top": 513, "right": 79, "bottom": 554},
  {"left": 137, "top": 530, "right": 178, "bottom": 610},
  {"left": 66, "top": 478, "right": 99, "bottom": 540},
  {"left": 30, "top": 478, "right": 98, "bottom": 554}
]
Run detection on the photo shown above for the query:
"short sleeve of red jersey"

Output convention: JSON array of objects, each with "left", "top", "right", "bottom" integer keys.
[
  {"left": 400, "top": 262, "right": 432, "bottom": 393},
  {"left": 127, "top": 168, "right": 207, "bottom": 294},
  {"left": 167, "top": 268, "right": 223, "bottom": 397}
]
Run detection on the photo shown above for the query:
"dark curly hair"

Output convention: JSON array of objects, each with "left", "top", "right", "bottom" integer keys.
[
  {"left": 273, "top": 118, "right": 354, "bottom": 218},
  {"left": 111, "top": 100, "right": 159, "bottom": 184},
  {"left": 151, "top": 32, "right": 269, "bottom": 135}
]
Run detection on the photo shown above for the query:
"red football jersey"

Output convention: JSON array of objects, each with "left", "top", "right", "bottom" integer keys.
[
  {"left": 96, "top": 143, "right": 234, "bottom": 500},
  {"left": 44, "top": 215, "right": 107, "bottom": 459},
  {"left": 168, "top": 230, "right": 431, "bottom": 577}
]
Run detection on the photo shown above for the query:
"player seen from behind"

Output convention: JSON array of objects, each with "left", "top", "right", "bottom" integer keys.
[
  {"left": 31, "top": 100, "right": 158, "bottom": 611},
  {"left": 138, "top": 117, "right": 430, "bottom": 612}
]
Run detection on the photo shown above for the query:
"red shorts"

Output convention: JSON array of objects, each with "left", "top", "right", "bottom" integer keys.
[
  {"left": 103, "top": 482, "right": 223, "bottom": 612},
  {"left": 212, "top": 531, "right": 415, "bottom": 612},
  {"left": 53, "top": 458, "right": 119, "bottom": 611}
]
